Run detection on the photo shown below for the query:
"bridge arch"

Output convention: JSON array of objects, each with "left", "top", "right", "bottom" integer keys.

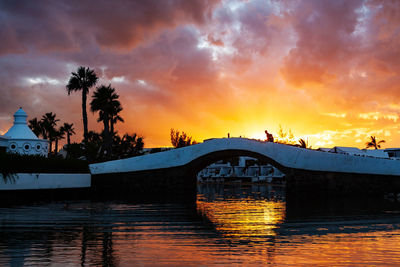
[
  {"left": 182, "top": 149, "right": 289, "bottom": 177},
  {"left": 90, "top": 138, "right": 400, "bottom": 198}
]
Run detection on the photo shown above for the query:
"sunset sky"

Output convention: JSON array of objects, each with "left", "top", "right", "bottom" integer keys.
[{"left": 0, "top": 0, "right": 399, "bottom": 148}]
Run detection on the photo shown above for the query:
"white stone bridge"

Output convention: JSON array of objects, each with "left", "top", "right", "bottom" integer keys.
[{"left": 90, "top": 138, "right": 400, "bottom": 197}]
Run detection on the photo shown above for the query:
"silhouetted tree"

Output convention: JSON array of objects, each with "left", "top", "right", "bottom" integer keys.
[
  {"left": 113, "top": 133, "right": 144, "bottom": 159},
  {"left": 297, "top": 138, "right": 311, "bottom": 149},
  {"left": 87, "top": 130, "right": 102, "bottom": 144},
  {"left": 41, "top": 112, "right": 59, "bottom": 153},
  {"left": 267, "top": 125, "right": 297, "bottom": 145},
  {"left": 65, "top": 142, "right": 84, "bottom": 159},
  {"left": 276, "top": 125, "right": 295, "bottom": 145},
  {"left": 90, "top": 84, "right": 122, "bottom": 158},
  {"left": 65, "top": 131, "right": 102, "bottom": 160},
  {"left": 53, "top": 127, "right": 65, "bottom": 154},
  {"left": 85, "top": 130, "right": 103, "bottom": 160},
  {"left": 60, "top": 123, "right": 75, "bottom": 147},
  {"left": 66, "top": 66, "right": 98, "bottom": 144},
  {"left": 365, "top": 136, "right": 385, "bottom": 149},
  {"left": 170, "top": 128, "right": 197, "bottom": 148},
  {"left": 110, "top": 105, "right": 124, "bottom": 135},
  {"left": 28, "top": 117, "right": 43, "bottom": 137}
]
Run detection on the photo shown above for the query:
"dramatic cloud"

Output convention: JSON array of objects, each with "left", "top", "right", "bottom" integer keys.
[
  {"left": 0, "top": 0, "right": 220, "bottom": 54},
  {"left": 1, "top": 0, "right": 400, "bottom": 148},
  {"left": 281, "top": 0, "right": 364, "bottom": 87}
]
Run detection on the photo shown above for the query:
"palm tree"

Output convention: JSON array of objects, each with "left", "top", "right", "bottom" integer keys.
[
  {"left": 90, "top": 84, "right": 121, "bottom": 157},
  {"left": 66, "top": 66, "right": 98, "bottom": 144},
  {"left": 60, "top": 123, "right": 75, "bottom": 147},
  {"left": 87, "top": 130, "right": 102, "bottom": 144},
  {"left": 85, "top": 130, "right": 103, "bottom": 160},
  {"left": 298, "top": 138, "right": 311, "bottom": 149},
  {"left": 28, "top": 117, "right": 43, "bottom": 137},
  {"left": 365, "top": 136, "right": 385, "bottom": 149},
  {"left": 54, "top": 128, "right": 65, "bottom": 155},
  {"left": 41, "top": 112, "right": 59, "bottom": 153},
  {"left": 110, "top": 105, "right": 124, "bottom": 135}
]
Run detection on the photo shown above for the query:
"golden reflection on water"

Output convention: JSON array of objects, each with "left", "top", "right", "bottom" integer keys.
[
  {"left": 270, "top": 230, "right": 400, "bottom": 266},
  {"left": 196, "top": 195, "right": 286, "bottom": 242},
  {"left": 3, "top": 186, "right": 400, "bottom": 266}
]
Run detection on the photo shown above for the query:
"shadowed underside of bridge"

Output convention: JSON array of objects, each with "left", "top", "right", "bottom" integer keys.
[
  {"left": 91, "top": 149, "right": 278, "bottom": 200},
  {"left": 90, "top": 138, "right": 400, "bottom": 199}
]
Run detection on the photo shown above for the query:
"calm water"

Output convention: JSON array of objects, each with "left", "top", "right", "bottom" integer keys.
[{"left": 1, "top": 184, "right": 400, "bottom": 266}]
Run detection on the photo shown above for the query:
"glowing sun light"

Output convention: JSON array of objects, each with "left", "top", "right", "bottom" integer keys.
[{"left": 249, "top": 132, "right": 266, "bottom": 140}]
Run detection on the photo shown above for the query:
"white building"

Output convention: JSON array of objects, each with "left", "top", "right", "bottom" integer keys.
[
  {"left": 384, "top": 148, "right": 400, "bottom": 159},
  {"left": 0, "top": 108, "right": 48, "bottom": 156},
  {"left": 320, "top": 146, "right": 392, "bottom": 159},
  {"left": 362, "top": 149, "right": 389, "bottom": 158},
  {"left": 328, "top": 146, "right": 365, "bottom": 156}
]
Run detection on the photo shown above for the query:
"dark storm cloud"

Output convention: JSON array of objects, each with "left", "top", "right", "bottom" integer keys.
[
  {"left": 0, "top": 0, "right": 221, "bottom": 134},
  {"left": 0, "top": 54, "right": 69, "bottom": 113},
  {"left": 0, "top": 0, "right": 220, "bottom": 54}
]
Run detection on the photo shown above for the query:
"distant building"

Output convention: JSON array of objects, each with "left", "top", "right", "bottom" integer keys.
[
  {"left": 0, "top": 108, "right": 48, "bottom": 156},
  {"left": 319, "top": 146, "right": 394, "bottom": 159},
  {"left": 328, "top": 146, "right": 365, "bottom": 156},
  {"left": 362, "top": 149, "right": 389, "bottom": 158},
  {"left": 384, "top": 148, "right": 400, "bottom": 159}
]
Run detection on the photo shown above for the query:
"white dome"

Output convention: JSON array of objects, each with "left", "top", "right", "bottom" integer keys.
[{"left": 4, "top": 108, "right": 38, "bottom": 139}]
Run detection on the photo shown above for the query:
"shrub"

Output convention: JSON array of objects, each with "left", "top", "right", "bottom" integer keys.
[{"left": 0, "top": 151, "right": 89, "bottom": 181}]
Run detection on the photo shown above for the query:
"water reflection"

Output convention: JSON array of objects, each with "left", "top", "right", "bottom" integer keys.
[
  {"left": 197, "top": 184, "right": 286, "bottom": 242},
  {"left": 1, "top": 184, "right": 400, "bottom": 266}
]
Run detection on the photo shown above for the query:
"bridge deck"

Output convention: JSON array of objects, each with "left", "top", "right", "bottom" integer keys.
[{"left": 89, "top": 138, "right": 400, "bottom": 176}]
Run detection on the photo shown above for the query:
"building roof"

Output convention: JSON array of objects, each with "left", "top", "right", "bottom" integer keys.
[
  {"left": 329, "top": 146, "right": 365, "bottom": 155},
  {"left": 384, "top": 148, "right": 400, "bottom": 151},
  {"left": 362, "top": 149, "right": 389, "bottom": 158},
  {"left": 3, "top": 108, "right": 38, "bottom": 140},
  {"left": 317, "top": 147, "right": 331, "bottom": 152}
]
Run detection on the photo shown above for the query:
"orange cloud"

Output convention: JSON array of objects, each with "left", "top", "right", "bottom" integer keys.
[{"left": 1, "top": 0, "right": 400, "bottom": 149}]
